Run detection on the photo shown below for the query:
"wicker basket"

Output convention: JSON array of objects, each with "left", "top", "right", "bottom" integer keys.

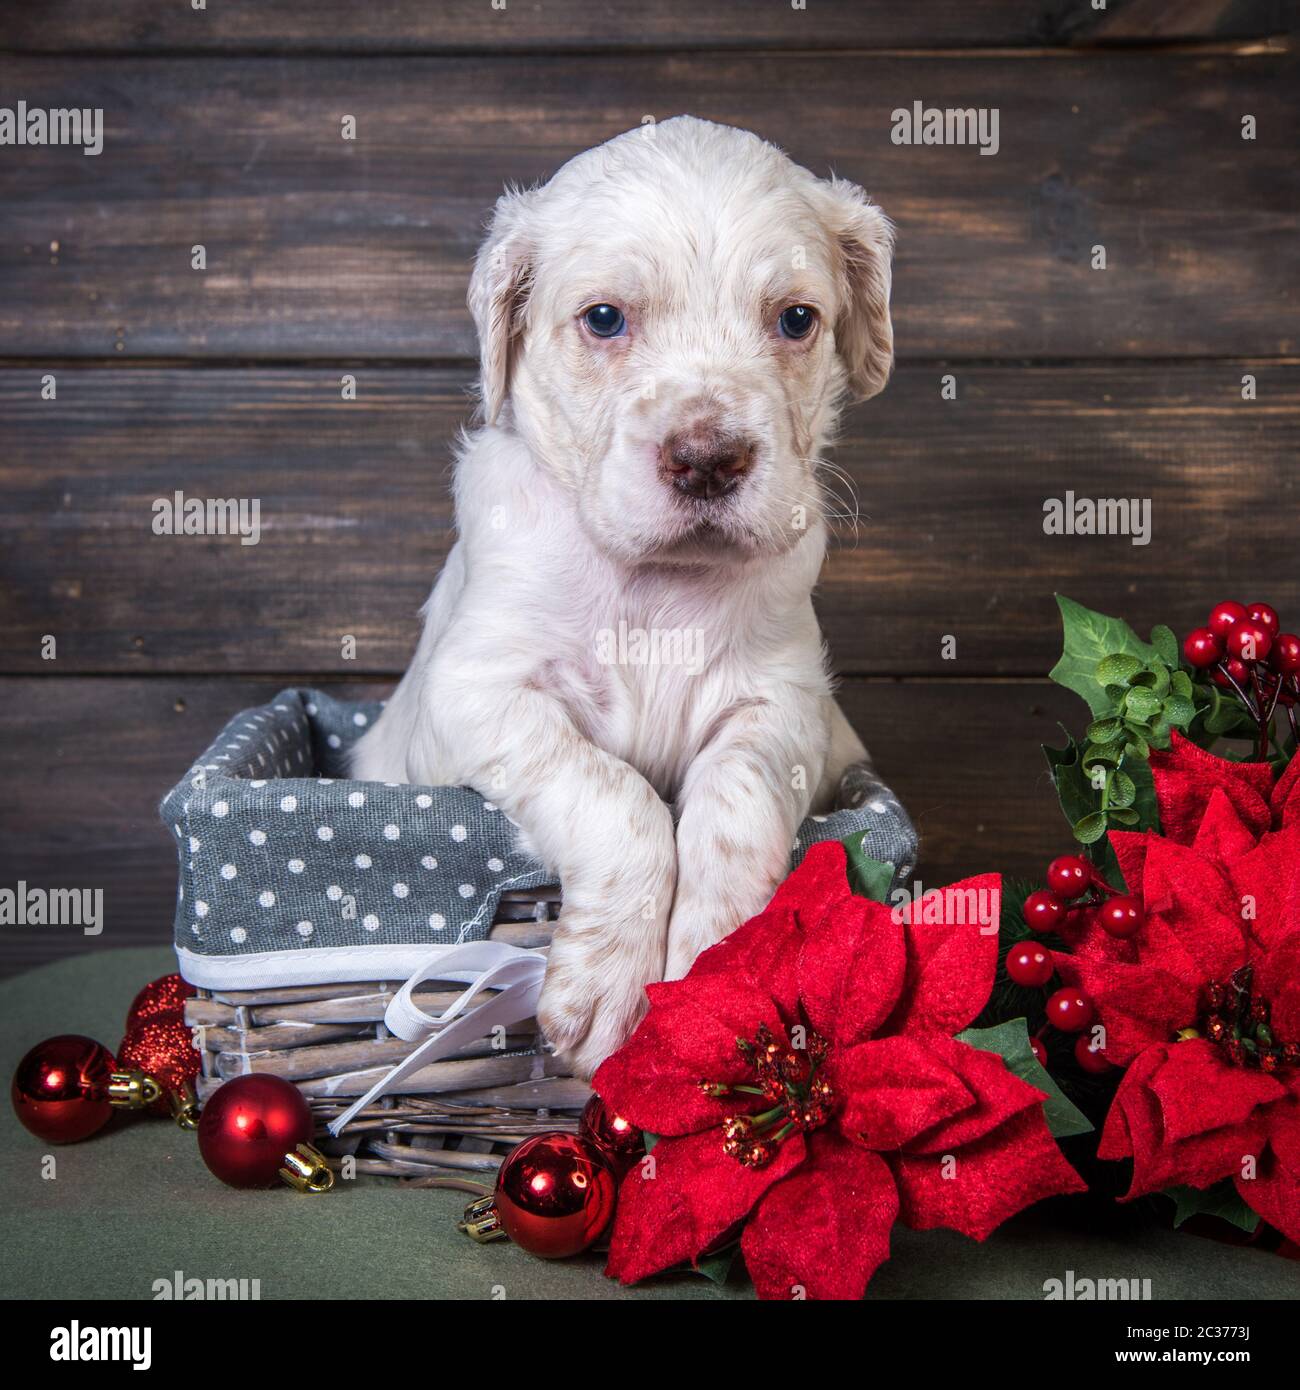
[{"left": 183, "top": 889, "right": 589, "bottom": 1181}]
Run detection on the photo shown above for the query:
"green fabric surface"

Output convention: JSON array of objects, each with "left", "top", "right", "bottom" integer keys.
[{"left": 3, "top": 947, "right": 1299, "bottom": 1301}]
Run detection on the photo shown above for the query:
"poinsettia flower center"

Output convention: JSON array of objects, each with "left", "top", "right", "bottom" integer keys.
[
  {"left": 698, "top": 1022, "right": 835, "bottom": 1167},
  {"left": 1178, "top": 964, "right": 1299, "bottom": 1072}
]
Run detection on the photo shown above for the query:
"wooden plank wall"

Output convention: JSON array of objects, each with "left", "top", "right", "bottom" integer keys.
[{"left": 1, "top": 1, "right": 1296, "bottom": 976}]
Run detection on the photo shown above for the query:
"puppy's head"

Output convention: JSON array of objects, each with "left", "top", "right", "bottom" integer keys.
[{"left": 468, "top": 116, "right": 893, "bottom": 565}]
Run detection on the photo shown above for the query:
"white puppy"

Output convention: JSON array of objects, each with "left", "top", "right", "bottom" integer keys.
[{"left": 353, "top": 116, "right": 896, "bottom": 1076}]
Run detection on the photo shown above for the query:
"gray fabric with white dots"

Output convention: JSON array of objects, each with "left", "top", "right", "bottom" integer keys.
[{"left": 160, "top": 688, "right": 917, "bottom": 971}]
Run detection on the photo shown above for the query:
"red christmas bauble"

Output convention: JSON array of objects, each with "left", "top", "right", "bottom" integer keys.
[
  {"left": 579, "top": 1094, "right": 646, "bottom": 1178},
  {"left": 118, "top": 1017, "right": 200, "bottom": 1115},
  {"left": 197, "top": 1074, "right": 314, "bottom": 1188},
  {"left": 493, "top": 1133, "right": 616, "bottom": 1258},
  {"left": 1046, "top": 988, "right": 1095, "bottom": 1034},
  {"left": 1006, "top": 942, "right": 1054, "bottom": 988},
  {"left": 125, "top": 972, "right": 196, "bottom": 1031},
  {"left": 11, "top": 1035, "right": 117, "bottom": 1144}
]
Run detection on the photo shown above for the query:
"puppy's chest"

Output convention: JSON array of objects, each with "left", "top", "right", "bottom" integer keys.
[{"left": 543, "top": 635, "right": 713, "bottom": 796}]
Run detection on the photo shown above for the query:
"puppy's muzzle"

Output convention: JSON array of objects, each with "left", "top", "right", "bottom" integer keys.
[{"left": 660, "top": 426, "right": 755, "bottom": 500}]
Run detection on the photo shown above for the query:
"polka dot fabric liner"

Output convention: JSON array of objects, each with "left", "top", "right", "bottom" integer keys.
[{"left": 160, "top": 688, "right": 918, "bottom": 987}]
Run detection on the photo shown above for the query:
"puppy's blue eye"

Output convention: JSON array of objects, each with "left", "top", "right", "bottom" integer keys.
[
  {"left": 778, "top": 305, "right": 816, "bottom": 339},
  {"left": 583, "top": 304, "right": 626, "bottom": 338}
]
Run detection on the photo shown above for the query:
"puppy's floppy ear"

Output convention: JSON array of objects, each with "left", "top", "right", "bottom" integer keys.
[
  {"left": 820, "top": 177, "right": 895, "bottom": 402},
  {"left": 467, "top": 187, "right": 539, "bottom": 424}
]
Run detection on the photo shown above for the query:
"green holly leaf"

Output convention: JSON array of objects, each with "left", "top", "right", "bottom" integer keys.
[
  {"left": 956, "top": 1018, "right": 1093, "bottom": 1139},
  {"left": 1044, "top": 735, "right": 1097, "bottom": 827},
  {"left": 1050, "top": 596, "right": 1160, "bottom": 718},
  {"left": 1073, "top": 811, "right": 1108, "bottom": 844},
  {"left": 1151, "top": 624, "right": 1180, "bottom": 668},
  {"left": 1165, "top": 1181, "right": 1260, "bottom": 1235},
  {"left": 1096, "top": 652, "right": 1144, "bottom": 687},
  {"left": 842, "top": 834, "right": 895, "bottom": 903}
]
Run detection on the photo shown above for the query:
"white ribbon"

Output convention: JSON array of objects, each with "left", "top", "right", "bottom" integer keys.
[{"left": 327, "top": 942, "right": 549, "bottom": 1137}]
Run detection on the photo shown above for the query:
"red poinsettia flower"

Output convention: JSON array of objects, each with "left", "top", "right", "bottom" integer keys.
[
  {"left": 1054, "top": 734, "right": 1300, "bottom": 1242},
  {"left": 593, "top": 842, "right": 1084, "bottom": 1300}
]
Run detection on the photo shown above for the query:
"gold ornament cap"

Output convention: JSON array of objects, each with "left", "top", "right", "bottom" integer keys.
[
  {"left": 278, "top": 1142, "right": 335, "bottom": 1193},
  {"left": 107, "top": 1069, "right": 163, "bottom": 1110},
  {"left": 458, "top": 1194, "right": 505, "bottom": 1242}
]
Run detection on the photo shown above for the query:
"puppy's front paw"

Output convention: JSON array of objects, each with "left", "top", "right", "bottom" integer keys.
[{"left": 538, "top": 918, "right": 662, "bottom": 1078}]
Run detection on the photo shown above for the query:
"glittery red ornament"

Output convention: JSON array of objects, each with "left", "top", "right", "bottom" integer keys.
[
  {"left": 580, "top": 1094, "right": 646, "bottom": 1178},
  {"left": 125, "top": 973, "right": 196, "bottom": 1031},
  {"left": 491, "top": 1133, "right": 616, "bottom": 1257},
  {"left": 11, "top": 1035, "right": 116, "bottom": 1144},
  {"left": 118, "top": 1017, "right": 200, "bottom": 1118},
  {"left": 197, "top": 1074, "right": 332, "bottom": 1191}
]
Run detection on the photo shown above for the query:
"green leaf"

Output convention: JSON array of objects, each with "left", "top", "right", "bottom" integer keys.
[
  {"left": 1151, "top": 624, "right": 1180, "bottom": 668},
  {"left": 1073, "top": 811, "right": 1108, "bottom": 844},
  {"left": 1086, "top": 717, "right": 1124, "bottom": 744},
  {"left": 1124, "top": 730, "right": 1150, "bottom": 760},
  {"left": 1096, "top": 652, "right": 1143, "bottom": 687},
  {"left": 1126, "top": 756, "right": 1160, "bottom": 834},
  {"left": 694, "top": 1244, "right": 738, "bottom": 1285},
  {"left": 1108, "top": 770, "right": 1136, "bottom": 809},
  {"left": 1108, "top": 807, "right": 1140, "bottom": 826},
  {"left": 1170, "top": 669, "right": 1193, "bottom": 699},
  {"left": 1165, "top": 1182, "right": 1260, "bottom": 1235},
  {"left": 1162, "top": 693, "right": 1195, "bottom": 727},
  {"left": 1081, "top": 744, "right": 1120, "bottom": 769},
  {"left": 842, "top": 834, "right": 895, "bottom": 903},
  {"left": 956, "top": 1018, "right": 1093, "bottom": 1139},
  {"left": 1124, "top": 687, "right": 1162, "bottom": 720},
  {"left": 1049, "top": 595, "right": 1159, "bottom": 718}
]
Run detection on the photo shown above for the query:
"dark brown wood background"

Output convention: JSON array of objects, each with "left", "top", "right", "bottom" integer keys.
[{"left": 1, "top": 1, "right": 1296, "bottom": 976}]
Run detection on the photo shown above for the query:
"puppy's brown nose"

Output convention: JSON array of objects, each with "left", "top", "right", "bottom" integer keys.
[{"left": 661, "top": 427, "right": 755, "bottom": 499}]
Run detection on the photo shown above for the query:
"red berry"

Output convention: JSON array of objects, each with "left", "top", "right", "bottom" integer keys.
[
  {"left": 1246, "top": 603, "right": 1280, "bottom": 637},
  {"left": 1029, "top": 1037, "right": 1048, "bottom": 1067},
  {"left": 1046, "top": 989, "right": 1095, "bottom": 1033},
  {"left": 1207, "top": 600, "right": 1248, "bottom": 639},
  {"left": 1074, "top": 1034, "right": 1112, "bottom": 1074},
  {"left": 1006, "top": 942, "right": 1054, "bottom": 988},
  {"left": 1227, "top": 621, "right": 1272, "bottom": 663},
  {"left": 1098, "top": 894, "right": 1145, "bottom": 938},
  {"left": 1182, "top": 628, "right": 1222, "bottom": 669},
  {"left": 1023, "top": 890, "right": 1068, "bottom": 933},
  {"left": 1046, "top": 854, "right": 1092, "bottom": 900},
  {"left": 1213, "top": 657, "right": 1250, "bottom": 689},
  {"left": 1270, "top": 633, "right": 1300, "bottom": 675}
]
